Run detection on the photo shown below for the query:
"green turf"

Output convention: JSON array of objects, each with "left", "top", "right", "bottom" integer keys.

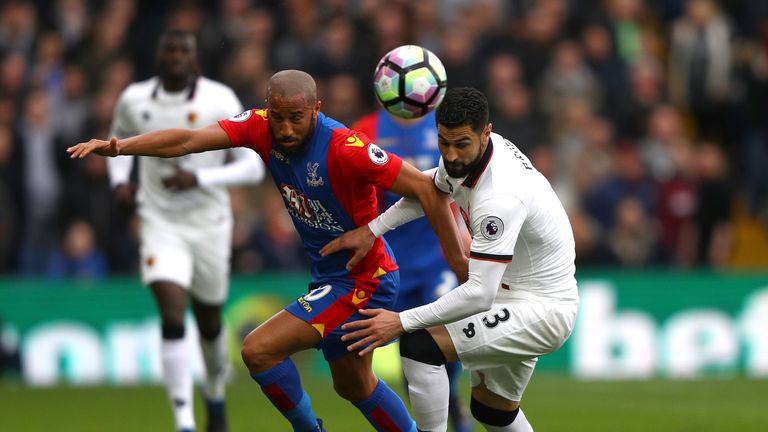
[{"left": 1, "top": 374, "right": 767, "bottom": 431}]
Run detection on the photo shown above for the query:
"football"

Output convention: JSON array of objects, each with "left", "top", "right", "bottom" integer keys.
[{"left": 373, "top": 45, "right": 447, "bottom": 119}]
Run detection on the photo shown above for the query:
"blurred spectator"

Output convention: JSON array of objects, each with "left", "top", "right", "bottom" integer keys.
[
  {"left": 54, "top": 63, "right": 90, "bottom": 143},
  {"left": 238, "top": 188, "right": 307, "bottom": 273},
  {"left": 0, "top": 52, "right": 28, "bottom": 100},
  {"left": 585, "top": 143, "right": 656, "bottom": 230},
  {"left": 49, "top": 0, "right": 90, "bottom": 54},
  {"left": 654, "top": 139, "right": 697, "bottom": 265},
  {"left": 17, "top": 89, "right": 65, "bottom": 274},
  {"left": 604, "top": 0, "right": 648, "bottom": 65},
  {"left": 0, "top": 124, "right": 19, "bottom": 271},
  {"left": 538, "top": 40, "right": 601, "bottom": 117},
  {"left": 580, "top": 23, "right": 630, "bottom": 125},
  {"left": 602, "top": 197, "right": 663, "bottom": 266},
  {"left": 0, "top": 317, "right": 21, "bottom": 379},
  {"left": 47, "top": 219, "right": 107, "bottom": 280},
  {"left": 668, "top": 0, "right": 735, "bottom": 141},
  {"left": 322, "top": 73, "right": 364, "bottom": 127},
  {"left": 0, "top": 1, "right": 37, "bottom": 55},
  {"left": 488, "top": 81, "right": 545, "bottom": 153},
  {"left": 439, "top": 25, "right": 479, "bottom": 88},
  {"left": 692, "top": 142, "right": 733, "bottom": 267}
]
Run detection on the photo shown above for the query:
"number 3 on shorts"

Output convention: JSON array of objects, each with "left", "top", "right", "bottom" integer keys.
[{"left": 482, "top": 307, "right": 510, "bottom": 328}]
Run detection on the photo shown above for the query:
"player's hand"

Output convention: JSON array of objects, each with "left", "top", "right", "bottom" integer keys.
[
  {"left": 319, "top": 225, "right": 376, "bottom": 270},
  {"left": 67, "top": 137, "right": 120, "bottom": 158},
  {"left": 340, "top": 309, "right": 404, "bottom": 356},
  {"left": 114, "top": 183, "right": 137, "bottom": 209},
  {"left": 162, "top": 166, "right": 198, "bottom": 191}
]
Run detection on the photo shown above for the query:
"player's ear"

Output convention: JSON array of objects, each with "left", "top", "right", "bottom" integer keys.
[{"left": 314, "top": 100, "right": 321, "bottom": 113}]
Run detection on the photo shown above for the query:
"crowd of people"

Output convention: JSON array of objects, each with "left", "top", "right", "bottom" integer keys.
[{"left": 1, "top": 0, "right": 767, "bottom": 278}]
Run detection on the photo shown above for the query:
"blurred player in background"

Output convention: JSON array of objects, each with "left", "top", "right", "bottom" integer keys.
[
  {"left": 354, "top": 109, "right": 474, "bottom": 432},
  {"left": 107, "top": 30, "right": 264, "bottom": 432},
  {"left": 323, "top": 88, "right": 578, "bottom": 432},
  {"left": 70, "top": 70, "right": 467, "bottom": 432}
]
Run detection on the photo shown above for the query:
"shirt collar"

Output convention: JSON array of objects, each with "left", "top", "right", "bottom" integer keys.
[{"left": 461, "top": 137, "right": 494, "bottom": 188}]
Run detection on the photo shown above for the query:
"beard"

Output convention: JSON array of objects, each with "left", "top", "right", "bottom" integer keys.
[
  {"left": 444, "top": 147, "right": 483, "bottom": 178},
  {"left": 273, "top": 114, "right": 316, "bottom": 157}
]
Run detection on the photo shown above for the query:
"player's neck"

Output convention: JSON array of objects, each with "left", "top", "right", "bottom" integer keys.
[{"left": 161, "top": 74, "right": 195, "bottom": 93}]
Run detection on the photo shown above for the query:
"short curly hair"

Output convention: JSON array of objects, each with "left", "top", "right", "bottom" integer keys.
[{"left": 435, "top": 87, "right": 489, "bottom": 133}]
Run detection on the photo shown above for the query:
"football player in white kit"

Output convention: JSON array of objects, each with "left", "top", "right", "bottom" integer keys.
[
  {"left": 320, "top": 87, "right": 579, "bottom": 432},
  {"left": 107, "top": 30, "right": 264, "bottom": 432}
]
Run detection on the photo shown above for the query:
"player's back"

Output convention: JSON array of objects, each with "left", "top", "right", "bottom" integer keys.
[
  {"left": 111, "top": 76, "right": 243, "bottom": 219},
  {"left": 478, "top": 133, "right": 577, "bottom": 301},
  {"left": 354, "top": 111, "right": 446, "bottom": 290}
]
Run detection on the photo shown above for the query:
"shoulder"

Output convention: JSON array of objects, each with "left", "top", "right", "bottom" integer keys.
[
  {"left": 118, "top": 78, "right": 157, "bottom": 104},
  {"left": 197, "top": 76, "right": 237, "bottom": 97},
  {"left": 351, "top": 112, "right": 379, "bottom": 137}
]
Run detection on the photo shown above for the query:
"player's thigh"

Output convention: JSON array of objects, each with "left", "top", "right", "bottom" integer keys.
[
  {"left": 446, "top": 299, "right": 575, "bottom": 364},
  {"left": 188, "top": 218, "right": 233, "bottom": 305},
  {"left": 242, "top": 310, "right": 322, "bottom": 365},
  {"left": 139, "top": 216, "right": 193, "bottom": 289},
  {"left": 287, "top": 273, "right": 398, "bottom": 363},
  {"left": 469, "top": 358, "right": 537, "bottom": 404}
]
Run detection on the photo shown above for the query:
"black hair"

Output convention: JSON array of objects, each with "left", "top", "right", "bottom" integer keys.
[
  {"left": 159, "top": 29, "right": 196, "bottom": 45},
  {"left": 436, "top": 87, "right": 489, "bottom": 133}
]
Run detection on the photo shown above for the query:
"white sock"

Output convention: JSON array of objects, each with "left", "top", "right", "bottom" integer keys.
[
  {"left": 162, "top": 337, "right": 195, "bottom": 430},
  {"left": 200, "top": 327, "right": 230, "bottom": 400},
  {"left": 401, "top": 357, "right": 450, "bottom": 431},
  {"left": 480, "top": 408, "right": 533, "bottom": 432}
]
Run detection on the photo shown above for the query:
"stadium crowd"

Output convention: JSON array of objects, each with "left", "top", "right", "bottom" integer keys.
[{"left": 1, "top": 0, "right": 767, "bottom": 278}]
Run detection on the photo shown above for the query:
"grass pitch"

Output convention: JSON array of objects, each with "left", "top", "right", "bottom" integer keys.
[{"left": 1, "top": 374, "right": 766, "bottom": 431}]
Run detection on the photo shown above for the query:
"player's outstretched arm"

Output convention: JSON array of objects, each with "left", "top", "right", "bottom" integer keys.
[
  {"left": 389, "top": 162, "right": 468, "bottom": 283},
  {"left": 67, "top": 123, "right": 232, "bottom": 159}
]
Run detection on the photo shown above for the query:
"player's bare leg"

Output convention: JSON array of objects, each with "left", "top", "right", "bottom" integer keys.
[
  {"left": 329, "top": 351, "right": 417, "bottom": 431},
  {"left": 241, "top": 310, "right": 325, "bottom": 432},
  {"left": 471, "top": 380, "right": 531, "bottom": 432},
  {"left": 150, "top": 281, "right": 195, "bottom": 432},
  {"left": 399, "top": 325, "right": 457, "bottom": 431},
  {"left": 191, "top": 297, "right": 229, "bottom": 432}
]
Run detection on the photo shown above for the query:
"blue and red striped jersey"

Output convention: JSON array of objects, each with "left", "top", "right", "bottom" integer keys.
[
  {"left": 219, "top": 109, "right": 402, "bottom": 286},
  {"left": 354, "top": 110, "right": 445, "bottom": 292}
]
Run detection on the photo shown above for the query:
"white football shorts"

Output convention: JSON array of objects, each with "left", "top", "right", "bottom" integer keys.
[
  {"left": 139, "top": 211, "right": 233, "bottom": 305},
  {"left": 446, "top": 291, "right": 578, "bottom": 402}
]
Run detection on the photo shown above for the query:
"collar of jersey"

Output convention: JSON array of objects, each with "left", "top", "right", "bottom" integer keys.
[
  {"left": 462, "top": 138, "right": 494, "bottom": 188},
  {"left": 151, "top": 76, "right": 198, "bottom": 102}
]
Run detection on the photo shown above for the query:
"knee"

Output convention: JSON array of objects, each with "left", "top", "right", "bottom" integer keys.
[
  {"left": 197, "top": 320, "right": 222, "bottom": 341},
  {"left": 399, "top": 329, "right": 446, "bottom": 366},
  {"left": 470, "top": 397, "right": 520, "bottom": 426},
  {"left": 161, "top": 323, "right": 185, "bottom": 340},
  {"left": 240, "top": 332, "right": 279, "bottom": 373},
  {"left": 333, "top": 377, "right": 375, "bottom": 403}
]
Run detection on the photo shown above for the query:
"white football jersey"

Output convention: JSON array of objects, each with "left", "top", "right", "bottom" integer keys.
[
  {"left": 108, "top": 76, "right": 243, "bottom": 219},
  {"left": 434, "top": 132, "right": 577, "bottom": 302}
]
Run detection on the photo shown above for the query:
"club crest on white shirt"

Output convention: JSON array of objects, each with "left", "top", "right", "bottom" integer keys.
[
  {"left": 368, "top": 143, "right": 389, "bottom": 165},
  {"left": 228, "top": 110, "right": 252, "bottom": 122},
  {"left": 481, "top": 216, "right": 504, "bottom": 240},
  {"left": 306, "top": 161, "right": 324, "bottom": 187}
]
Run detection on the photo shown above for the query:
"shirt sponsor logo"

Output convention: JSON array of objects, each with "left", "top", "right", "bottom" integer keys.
[
  {"left": 280, "top": 184, "right": 344, "bottom": 233},
  {"left": 368, "top": 143, "right": 389, "bottom": 165},
  {"left": 306, "top": 162, "right": 324, "bottom": 187},
  {"left": 481, "top": 216, "right": 504, "bottom": 240},
  {"left": 229, "top": 110, "right": 252, "bottom": 122}
]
